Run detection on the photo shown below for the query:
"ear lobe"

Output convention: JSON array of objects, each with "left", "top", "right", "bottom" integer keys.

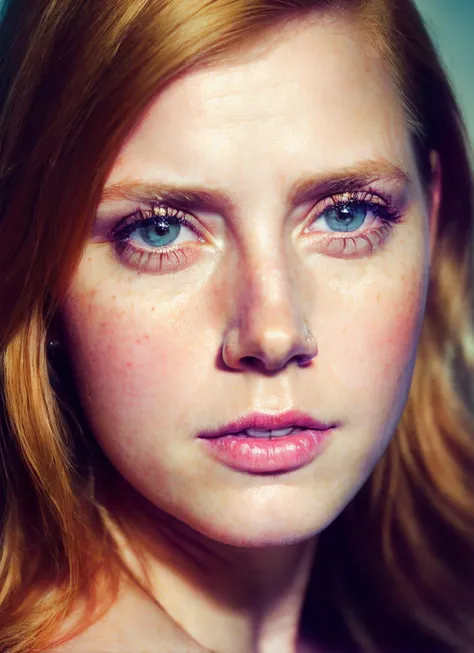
[{"left": 428, "top": 150, "right": 441, "bottom": 261}]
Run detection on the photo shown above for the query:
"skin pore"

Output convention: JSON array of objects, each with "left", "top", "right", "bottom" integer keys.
[{"left": 58, "top": 11, "right": 439, "bottom": 653}]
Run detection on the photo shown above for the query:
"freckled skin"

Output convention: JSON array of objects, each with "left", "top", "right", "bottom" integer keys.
[
  {"left": 58, "top": 15, "right": 441, "bottom": 649},
  {"left": 54, "top": 24, "right": 442, "bottom": 653},
  {"left": 61, "top": 16, "right": 435, "bottom": 551}
]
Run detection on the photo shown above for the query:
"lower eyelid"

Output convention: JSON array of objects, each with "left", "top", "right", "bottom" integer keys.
[
  {"left": 115, "top": 223, "right": 394, "bottom": 272},
  {"left": 114, "top": 241, "right": 203, "bottom": 274},
  {"left": 110, "top": 196, "right": 400, "bottom": 272},
  {"left": 315, "top": 222, "right": 395, "bottom": 257}
]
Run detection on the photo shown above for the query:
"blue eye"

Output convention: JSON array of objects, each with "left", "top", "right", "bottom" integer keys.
[
  {"left": 109, "top": 204, "right": 204, "bottom": 274},
  {"left": 303, "top": 191, "right": 404, "bottom": 258},
  {"left": 112, "top": 205, "right": 200, "bottom": 252},
  {"left": 136, "top": 217, "right": 182, "bottom": 248},
  {"left": 322, "top": 202, "right": 368, "bottom": 233}
]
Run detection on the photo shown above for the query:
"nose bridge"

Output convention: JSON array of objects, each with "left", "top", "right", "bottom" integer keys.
[
  {"left": 241, "top": 248, "right": 300, "bottom": 325},
  {"left": 222, "top": 235, "right": 317, "bottom": 371}
]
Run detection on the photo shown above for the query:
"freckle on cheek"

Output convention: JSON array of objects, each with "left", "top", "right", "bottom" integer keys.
[{"left": 375, "top": 294, "right": 423, "bottom": 362}]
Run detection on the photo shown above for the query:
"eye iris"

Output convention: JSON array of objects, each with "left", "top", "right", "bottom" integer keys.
[
  {"left": 139, "top": 217, "right": 180, "bottom": 247},
  {"left": 325, "top": 203, "right": 367, "bottom": 232}
]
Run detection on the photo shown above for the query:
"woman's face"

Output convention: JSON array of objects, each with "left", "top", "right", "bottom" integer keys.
[{"left": 61, "top": 14, "right": 436, "bottom": 547}]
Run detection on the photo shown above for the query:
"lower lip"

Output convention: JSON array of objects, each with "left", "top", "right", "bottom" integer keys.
[{"left": 199, "top": 429, "right": 333, "bottom": 474}]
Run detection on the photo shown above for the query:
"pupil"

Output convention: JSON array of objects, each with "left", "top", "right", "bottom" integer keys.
[
  {"left": 326, "top": 203, "right": 367, "bottom": 232},
  {"left": 140, "top": 217, "right": 180, "bottom": 247},
  {"left": 339, "top": 207, "right": 353, "bottom": 223},
  {"left": 154, "top": 218, "right": 170, "bottom": 234}
]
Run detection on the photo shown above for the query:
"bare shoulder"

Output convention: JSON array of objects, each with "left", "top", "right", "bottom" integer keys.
[{"left": 44, "top": 582, "right": 206, "bottom": 653}]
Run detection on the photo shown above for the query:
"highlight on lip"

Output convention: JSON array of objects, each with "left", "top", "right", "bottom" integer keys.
[
  {"left": 196, "top": 409, "right": 338, "bottom": 439},
  {"left": 199, "top": 427, "right": 334, "bottom": 474},
  {"left": 197, "top": 410, "right": 338, "bottom": 473}
]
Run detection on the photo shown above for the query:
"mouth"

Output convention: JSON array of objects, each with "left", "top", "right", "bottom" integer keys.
[
  {"left": 196, "top": 409, "right": 337, "bottom": 440},
  {"left": 197, "top": 410, "right": 337, "bottom": 474},
  {"left": 224, "top": 426, "right": 305, "bottom": 439}
]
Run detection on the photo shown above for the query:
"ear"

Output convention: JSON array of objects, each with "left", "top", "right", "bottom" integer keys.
[{"left": 428, "top": 150, "right": 441, "bottom": 262}]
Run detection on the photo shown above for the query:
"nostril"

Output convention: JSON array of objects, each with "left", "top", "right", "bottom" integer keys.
[
  {"left": 297, "top": 353, "right": 315, "bottom": 367},
  {"left": 239, "top": 353, "right": 300, "bottom": 374},
  {"left": 240, "top": 355, "right": 264, "bottom": 370}
]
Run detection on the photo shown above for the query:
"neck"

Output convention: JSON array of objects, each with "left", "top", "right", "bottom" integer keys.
[{"left": 104, "top": 480, "right": 319, "bottom": 653}]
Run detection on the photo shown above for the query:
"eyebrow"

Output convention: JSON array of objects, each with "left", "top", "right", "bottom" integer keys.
[{"left": 101, "top": 159, "right": 410, "bottom": 212}]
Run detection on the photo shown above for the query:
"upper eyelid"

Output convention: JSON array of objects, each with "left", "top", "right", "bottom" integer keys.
[
  {"left": 111, "top": 204, "right": 199, "bottom": 235},
  {"left": 304, "top": 189, "right": 398, "bottom": 220},
  {"left": 106, "top": 188, "right": 399, "bottom": 245},
  {"left": 101, "top": 187, "right": 232, "bottom": 217},
  {"left": 114, "top": 188, "right": 390, "bottom": 222},
  {"left": 99, "top": 164, "right": 410, "bottom": 217}
]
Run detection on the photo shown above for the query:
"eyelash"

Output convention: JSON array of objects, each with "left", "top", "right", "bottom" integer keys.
[
  {"left": 303, "top": 190, "right": 403, "bottom": 257},
  {"left": 110, "top": 190, "right": 403, "bottom": 273},
  {"left": 111, "top": 205, "right": 203, "bottom": 274}
]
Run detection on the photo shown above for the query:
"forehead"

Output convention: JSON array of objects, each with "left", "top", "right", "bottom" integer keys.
[{"left": 108, "top": 13, "right": 414, "bottom": 191}]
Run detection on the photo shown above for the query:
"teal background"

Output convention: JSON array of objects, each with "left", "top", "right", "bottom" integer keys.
[
  {"left": 414, "top": 0, "right": 473, "bottom": 148},
  {"left": 0, "top": 1, "right": 472, "bottom": 145}
]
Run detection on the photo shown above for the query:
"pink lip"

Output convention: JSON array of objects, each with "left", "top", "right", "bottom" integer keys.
[
  {"left": 196, "top": 410, "right": 335, "bottom": 439},
  {"left": 197, "top": 411, "right": 338, "bottom": 474}
]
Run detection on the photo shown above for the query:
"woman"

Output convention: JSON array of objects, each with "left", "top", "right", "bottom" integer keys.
[{"left": 0, "top": 0, "right": 473, "bottom": 651}]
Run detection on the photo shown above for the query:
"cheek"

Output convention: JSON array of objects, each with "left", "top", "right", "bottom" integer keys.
[
  {"left": 356, "top": 283, "right": 422, "bottom": 369},
  {"left": 325, "top": 267, "right": 427, "bottom": 426},
  {"left": 60, "top": 292, "right": 194, "bottom": 437}
]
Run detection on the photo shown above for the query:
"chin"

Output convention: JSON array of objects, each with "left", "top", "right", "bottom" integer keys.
[{"left": 184, "top": 506, "right": 341, "bottom": 549}]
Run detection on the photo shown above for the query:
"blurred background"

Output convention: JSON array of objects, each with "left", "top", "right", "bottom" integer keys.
[{"left": 414, "top": 0, "right": 473, "bottom": 149}]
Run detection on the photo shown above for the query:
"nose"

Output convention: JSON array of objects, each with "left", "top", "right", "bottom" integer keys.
[{"left": 221, "top": 262, "right": 318, "bottom": 373}]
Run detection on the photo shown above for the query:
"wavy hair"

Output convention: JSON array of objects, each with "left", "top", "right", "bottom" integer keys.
[{"left": 0, "top": 1, "right": 473, "bottom": 651}]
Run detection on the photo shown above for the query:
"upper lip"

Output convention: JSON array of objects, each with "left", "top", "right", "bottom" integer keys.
[{"left": 197, "top": 410, "right": 337, "bottom": 439}]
